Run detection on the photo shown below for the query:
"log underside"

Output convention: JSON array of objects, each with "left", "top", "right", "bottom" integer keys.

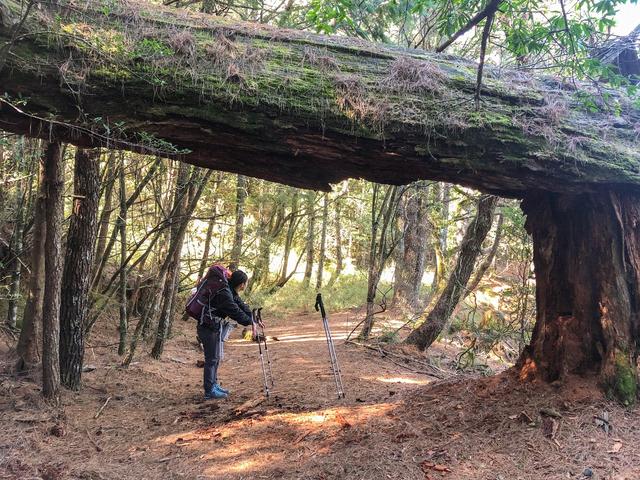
[{"left": 0, "top": 0, "right": 638, "bottom": 195}]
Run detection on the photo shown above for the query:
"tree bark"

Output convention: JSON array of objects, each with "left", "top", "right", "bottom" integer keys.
[
  {"left": 1, "top": 0, "right": 637, "bottom": 194},
  {"left": 517, "top": 191, "right": 640, "bottom": 404},
  {"left": 151, "top": 168, "right": 211, "bottom": 359},
  {"left": 229, "top": 174, "right": 246, "bottom": 270},
  {"left": 6, "top": 170, "right": 24, "bottom": 329},
  {"left": 360, "top": 185, "right": 402, "bottom": 340},
  {"left": 93, "top": 150, "right": 116, "bottom": 276},
  {"left": 393, "top": 184, "right": 430, "bottom": 308},
  {"left": 117, "top": 153, "right": 128, "bottom": 356},
  {"left": 42, "top": 142, "right": 64, "bottom": 401},
  {"left": 316, "top": 193, "right": 329, "bottom": 290},
  {"left": 303, "top": 191, "right": 316, "bottom": 287},
  {"left": 406, "top": 194, "right": 498, "bottom": 350},
  {"left": 91, "top": 156, "right": 161, "bottom": 289},
  {"left": 59, "top": 148, "right": 100, "bottom": 390},
  {"left": 16, "top": 147, "right": 47, "bottom": 371},
  {"left": 277, "top": 189, "right": 300, "bottom": 287},
  {"left": 327, "top": 189, "right": 344, "bottom": 287}
]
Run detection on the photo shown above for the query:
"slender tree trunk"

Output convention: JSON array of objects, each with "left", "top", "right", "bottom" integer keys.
[
  {"left": 328, "top": 192, "right": 344, "bottom": 287},
  {"left": 6, "top": 175, "right": 24, "bottom": 329},
  {"left": 16, "top": 150, "right": 47, "bottom": 371},
  {"left": 93, "top": 151, "right": 116, "bottom": 275},
  {"left": 316, "top": 193, "right": 329, "bottom": 290},
  {"left": 197, "top": 174, "right": 222, "bottom": 279},
  {"left": 517, "top": 191, "right": 640, "bottom": 404},
  {"left": 393, "top": 185, "right": 430, "bottom": 308},
  {"left": 146, "top": 163, "right": 190, "bottom": 340},
  {"left": 303, "top": 190, "right": 316, "bottom": 287},
  {"left": 59, "top": 148, "right": 100, "bottom": 390},
  {"left": 91, "top": 157, "right": 161, "bottom": 289},
  {"left": 278, "top": 190, "right": 299, "bottom": 286},
  {"left": 360, "top": 185, "right": 401, "bottom": 340},
  {"left": 229, "top": 174, "right": 246, "bottom": 270},
  {"left": 151, "top": 168, "right": 211, "bottom": 359},
  {"left": 461, "top": 212, "right": 504, "bottom": 302},
  {"left": 42, "top": 142, "right": 64, "bottom": 402},
  {"left": 440, "top": 184, "right": 450, "bottom": 254},
  {"left": 406, "top": 194, "right": 498, "bottom": 351},
  {"left": 117, "top": 154, "right": 128, "bottom": 356}
]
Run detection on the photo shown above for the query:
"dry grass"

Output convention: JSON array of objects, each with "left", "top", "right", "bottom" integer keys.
[
  {"left": 380, "top": 56, "right": 446, "bottom": 95},
  {"left": 302, "top": 46, "right": 340, "bottom": 72},
  {"left": 334, "top": 74, "right": 389, "bottom": 128},
  {"left": 167, "top": 29, "right": 197, "bottom": 57}
]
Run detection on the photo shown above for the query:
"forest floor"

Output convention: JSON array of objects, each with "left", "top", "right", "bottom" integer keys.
[{"left": 1, "top": 310, "right": 639, "bottom": 480}]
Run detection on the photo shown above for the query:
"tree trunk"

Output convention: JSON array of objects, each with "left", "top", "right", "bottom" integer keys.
[
  {"left": 197, "top": 173, "right": 222, "bottom": 280},
  {"left": 151, "top": 168, "right": 211, "bottom": 359},
  {"left": 360, "top": 185, "right": 402, "bottom": 340},
  {"left": 303, "top": 191, "right": 316, "bottom": 288},
  {"left": 148, "top": 162, "right": 190, "bottom": 345},
  {"left": 277, "top": 190, "right": 300, "bottom": 287},
  {"left": 406, "top": 194, "right": 498, "bottom": 350},
  {"left": 91, "top": 156, "right": 161, "bottom": 290},
  {"left": 229, "top": 174, "right": 246, "bottom": 270},
  {"left": 59, "top": 148, "right": 100, "bottom": 390},
  {"left": 6, "top": 172, "right": 24, "bottom": 329},
  {"left": 93, "top": 151, "right": 116, "bottom": 276},
  {"left": 327, "top": 190, "right": 344, "bottom": 287},
  {"left": 316, "top": 193, "right": 329, "bottom": 290},
  {"left": 517, "top": 191, "right": 640, "bottom": 405},
  {"left": 393, "top": 185, "right": 430, "bottom": 308},
  {"left": 117, "top": 153, "right": 128, "bottom": 356},
  {"left": 42, "top": 142, "right": 64, "bottom": 402},
  {"left": 16, "top": 148, "right": 47, "bottom": 371}
]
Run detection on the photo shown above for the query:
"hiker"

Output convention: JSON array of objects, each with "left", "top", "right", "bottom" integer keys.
[{"left": 190, "top": 266, "right": 255, "bottom": 400}]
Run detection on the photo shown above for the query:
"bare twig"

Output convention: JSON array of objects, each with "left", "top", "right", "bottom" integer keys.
[{"left": 94, "top": 396, "right": 112, "bottom": 419}]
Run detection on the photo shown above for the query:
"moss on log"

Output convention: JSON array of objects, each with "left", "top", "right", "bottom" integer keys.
[{"left": 0, "top": 0, "right": 639, "bottom": 193}]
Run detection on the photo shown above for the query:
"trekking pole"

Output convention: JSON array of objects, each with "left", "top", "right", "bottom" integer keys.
[
  {"left": 314, "top": 293, "right": 345, "bottom": 399},
  {"left": 253, "top": 309, "right": 271, "bottom": 398},
  {"left": 257, "top": 308, "right": 274, "bottom": 387}
]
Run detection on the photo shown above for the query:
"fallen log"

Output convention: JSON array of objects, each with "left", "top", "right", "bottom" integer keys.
[{"left": 0, "top": 0, "right": 638, "bottom": 195}]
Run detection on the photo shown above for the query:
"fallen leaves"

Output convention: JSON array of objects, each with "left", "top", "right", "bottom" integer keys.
[
  {"left": 421, "top": 460, "right": 452, "bottom": 477},
  {"left": 607, "top": 441, "right": 623, "bottom": 454}
]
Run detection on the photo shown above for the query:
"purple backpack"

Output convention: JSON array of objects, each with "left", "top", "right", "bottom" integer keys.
[{"left": 185, "top": 265, "right": 229, "bottom": 321}]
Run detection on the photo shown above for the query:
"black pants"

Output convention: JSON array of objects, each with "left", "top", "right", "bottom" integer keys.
[{"left": 197, "top": 324, "right": 221, "bottom": 395}]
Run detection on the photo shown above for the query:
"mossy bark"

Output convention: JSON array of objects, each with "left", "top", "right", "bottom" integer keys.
[
  {"left": 518, "top": 191, "right": 640, "bottom": 405},
  {"left": 0, "top": 0, "right": 638, "bottom": 194}
]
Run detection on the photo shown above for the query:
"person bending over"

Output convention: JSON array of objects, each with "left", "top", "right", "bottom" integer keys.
[{"left": 197, "top": 267, "right": 254, "bottom": 400}]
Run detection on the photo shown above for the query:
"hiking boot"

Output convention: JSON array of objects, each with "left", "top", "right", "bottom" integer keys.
[
  {"left": 204, "top": 388, "right": 228, "bottom": 400},
  {"left": 214, "top": 383, "right": 230, "bottom": 395}
]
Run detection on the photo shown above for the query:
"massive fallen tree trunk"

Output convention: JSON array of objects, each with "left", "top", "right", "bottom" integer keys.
[
  {"left": 0, "top": 0, "right": 638, "bottom": 194},
  {"left": 1, "top": 0, "right": 640, "bottom": 400}
]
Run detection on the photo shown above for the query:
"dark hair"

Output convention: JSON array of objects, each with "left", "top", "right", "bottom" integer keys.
[{"left": 229, "top": 270, "right": 248, "bottom": 289}]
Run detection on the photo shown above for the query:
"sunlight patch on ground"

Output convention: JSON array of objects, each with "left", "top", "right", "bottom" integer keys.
[
  {"left": 228, "top": 331, "right": 350, "bottom": 345},
  {"left": 368, "top": 376, "right": 431, "bottom": 385}
]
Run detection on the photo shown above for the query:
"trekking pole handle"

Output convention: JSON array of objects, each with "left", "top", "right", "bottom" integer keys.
[{"left": 315, "top": 293, "right": 326, "bottom": 318}]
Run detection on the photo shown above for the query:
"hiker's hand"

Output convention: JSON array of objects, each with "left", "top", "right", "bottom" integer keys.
[{"left": 256, "top": 318, "right": 264, "bottom": 328}]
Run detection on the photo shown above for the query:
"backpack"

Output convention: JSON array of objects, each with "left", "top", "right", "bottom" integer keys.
[{"left": 185, "top": 264, "right": 231, "bottom": 322}]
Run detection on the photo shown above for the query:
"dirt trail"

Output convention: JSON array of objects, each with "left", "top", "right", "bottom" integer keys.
[
  {"left": 2, "top": 311, "right": 640, "bottom": 480},
  {"left": 0, "top": 311, "right": 438, "bottom": 480}
]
